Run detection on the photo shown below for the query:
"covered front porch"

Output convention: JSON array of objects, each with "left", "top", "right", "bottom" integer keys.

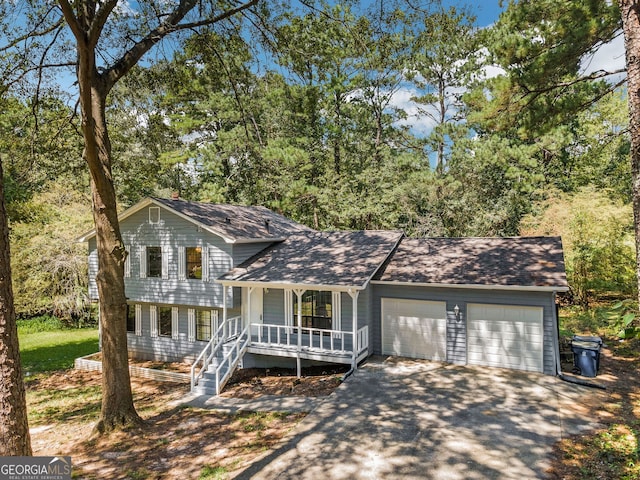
[
  {"left": 248, "top": 322, "right": 369, "bottom": 365},
  {"left": 221, "top": 284, "right": 370, "bottom": 375}
]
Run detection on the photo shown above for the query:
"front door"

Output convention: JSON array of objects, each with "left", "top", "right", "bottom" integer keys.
[{"left": 243, "top": 287, "right": 263, "bottom": 325}]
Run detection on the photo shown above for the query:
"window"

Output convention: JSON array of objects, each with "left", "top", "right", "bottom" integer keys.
[
  {"left": 294, "top": 291, "right": 332, "bottom": 330},
  {"left": 126, "top": 304, "right": 136, "bottom": 333},
  {"left": 147, "top": 247, "right": 162, "bottom": 278},
  {"left": 159, "top": 306, "right": 172, "bottom": 337},
  {"left": 186, "top": 247, "right": 202, "bottom": 279},
  {"left": 196, "top": 310, "right": 211, "bottom": 341}
]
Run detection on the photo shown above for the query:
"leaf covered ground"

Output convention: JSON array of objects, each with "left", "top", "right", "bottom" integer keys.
[
  {"left": 547, "top": 338, "right": 640, "bottom": 480},
  {"left": 26, "top": 366, "right": 343, "bottom": 479},
  {"left": 25, "top": 339, "right": 640, "bottom": 479}
]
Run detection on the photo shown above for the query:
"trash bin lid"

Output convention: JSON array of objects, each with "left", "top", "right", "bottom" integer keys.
[
  {"left": 571, "top": 340, "right": 600, "bottom": 350},
  {"left": 572, "top": 335, "right": 603, "bottom": 345}
]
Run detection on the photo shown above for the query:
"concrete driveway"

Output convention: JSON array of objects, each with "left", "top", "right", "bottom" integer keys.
[{"left": 236, "top": 356, "right": 605, "bottom": 480}]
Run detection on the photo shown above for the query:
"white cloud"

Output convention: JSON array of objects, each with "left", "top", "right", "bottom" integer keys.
[
  {"left": 580, "top": 31, "right": 626, "bottom": 82},
  {"left": 388, "top": 85, "right": 439, "bottom": 137}
]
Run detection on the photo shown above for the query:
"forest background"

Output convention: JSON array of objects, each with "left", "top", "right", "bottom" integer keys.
[{"left": 1, "top": 0, "right": 632, "bottom": 322}]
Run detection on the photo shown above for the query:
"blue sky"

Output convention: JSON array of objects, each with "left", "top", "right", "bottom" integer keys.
[{"left": 469, "top": 0, "right": 504, "bottom": 27}]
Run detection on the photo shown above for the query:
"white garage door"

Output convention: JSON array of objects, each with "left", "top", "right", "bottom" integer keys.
[
  {"left": 381, "top": 298, "right": 447, "bottom": 361},
  {"left": 467, "top": 303, "right": 544, "bottom": 373}
]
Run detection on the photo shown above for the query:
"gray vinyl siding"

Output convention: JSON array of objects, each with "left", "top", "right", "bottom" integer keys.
[
  {"left": 371, "top": 284, "right": 558, "bottom": 375},
  {"left": 232, "top": 242, "right": 273, "bottom": 266},
  {"left": 121, "top": 206, "right": 232, "bottom": 307},
  {"left": 127, "top": 303, "right": 215, "bottom": 362},
  {"left": 262, "top": 288, "right": 370, "bottom": 334},
  {"left": 263, "top": 289, "right": 284, "bottom": 324},
  {"left": 86, "top": 205, "right": 271, "bottom": 308}
]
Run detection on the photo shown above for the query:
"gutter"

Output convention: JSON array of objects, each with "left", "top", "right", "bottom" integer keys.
[{"left": 370, "top": 280, "right": 570, "bottom": 293}]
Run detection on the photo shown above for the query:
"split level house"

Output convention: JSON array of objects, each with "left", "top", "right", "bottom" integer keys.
[{"left": 79, "top": 197, "right": 570, "bottom": 395}]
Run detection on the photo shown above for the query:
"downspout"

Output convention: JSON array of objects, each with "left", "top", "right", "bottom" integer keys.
[
  {"left": 223, "top": 285, "right": 228, "bottom": 340},
  {"left": 553, "top": 292, "right": 606, "bottom": 390},
  {"left": 349, "top": 289, "right": 360, "bottom": 371}
]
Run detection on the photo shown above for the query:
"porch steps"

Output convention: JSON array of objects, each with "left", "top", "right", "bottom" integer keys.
[{"left": 192, "top": 341, "right": 238, "bottom": 395}]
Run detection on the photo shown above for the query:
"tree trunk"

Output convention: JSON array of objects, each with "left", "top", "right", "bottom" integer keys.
[
  {"left": 0, "top": 159, "right": 32, "bottom": 455},
  {"left": 76, "top": 42, "right": 142, "bottom": 434},
  {"left": 620, "top": 0, "right": 640, "bottom": 308}
]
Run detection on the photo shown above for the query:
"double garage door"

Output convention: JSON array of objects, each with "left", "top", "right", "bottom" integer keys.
[{"left": 382, "top": 298, "right": 544, "bottom": 372}]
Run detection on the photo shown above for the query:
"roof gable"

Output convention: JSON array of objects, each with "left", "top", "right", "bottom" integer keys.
[
  {"left": 78, "top": 197, "right": 313, "bottom": 243},
  {"left": 374, "top": 236, "right": 568, "bottom": 290},
  {"left": 218, "top": 230, "right": 404, "bottom": 289}
]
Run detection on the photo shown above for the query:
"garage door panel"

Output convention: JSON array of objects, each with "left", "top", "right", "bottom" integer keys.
[
  {"left": 467, "top": 303, "right": 543, "bottom": 373},
  {"left": 468, "top": 354, "right": 541, "bottom": 370},
  {"left": 468, "top": 332, "right": 543, "bottom": 345},
  {"left": 469, "top": 321, "right": 541, "bottom": 335},
  {"left": 382, "top": 299, "right": 447, "bottom": 361}
]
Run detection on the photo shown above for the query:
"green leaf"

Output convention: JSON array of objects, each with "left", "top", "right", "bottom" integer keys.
[{"left": 623, "top": 313, "right": 636, "bottom": 327}]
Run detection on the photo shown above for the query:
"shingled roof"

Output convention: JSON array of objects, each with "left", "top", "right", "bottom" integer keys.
[
  {"left": 373, "top": 236, "right": 568, "bottom": 290},
  {"left": 218, "top": 230, "right": 404, "bottom": 289},
  {"left": 78, "top": 197, "right": 313, "bottom": 243},
  {"left": 152, "top": 197, "right": 313, "bottom": 241}
]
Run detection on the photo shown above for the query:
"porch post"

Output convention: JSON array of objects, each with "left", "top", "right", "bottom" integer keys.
[
  {"left": 222, "top": 285, "right": 228, "bottom": 323},
  {"left": 247, "top": 286, "right": 254, "bottom": 330},
  {"left": 348, "top": 289, "right": 360, "bottom": 371},
  {"left": 294, "top": 289, "right": 305, "bottom": 378}
]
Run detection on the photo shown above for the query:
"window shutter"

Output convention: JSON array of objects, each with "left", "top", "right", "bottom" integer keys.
[
  {"left": 212, "top": 310, "right": 219, "bottom": 338},
  {"left": 332, "top": 291, "right": 342, "bottom": 337},
  {"left": 139, "top": 246, "right": 147, "bottom": 278},
  {"left": 161, "top": 246, "right": 169, "bottom": 280},
  {"left": 135, "top": 304, "right": 142, "bottom": 336},
  {"left": 150, "top": 305, "right": 158, "bottom": 337},
  {"left": 201, "top": 246, "right": 210, "bottom": 282},
  {"left": 178, "top": 247, "right": 186, "bottom": 280},
  {"left": 188, "top": 308, "right": 195, "bottom": 342},
  {"left": 124, "top": 245, "right": 131, "bottom": 278},
  {"left": 172, "top": 307, "right": 179, "bottom": 339}
]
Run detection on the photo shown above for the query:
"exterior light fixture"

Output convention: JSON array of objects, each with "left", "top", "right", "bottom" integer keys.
[{"left": 454, "top": 304, "right": 460, "bottom": 321}]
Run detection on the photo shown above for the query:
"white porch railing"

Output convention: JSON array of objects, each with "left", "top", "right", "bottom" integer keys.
[
  {"left": 356, "top": 326, "right": 369, "bottom": 356},
  {"left": 192, "top": 319, "right": 370, "bottom": 394},
  {"left": 211, "top": 323, "right": 251, "bottom": 395},
  {"left": 250, "top": 323, "right": 369, "bottom": 356},
  {"left": 190, "top": 315, "right": 242, "bottom": 390}
]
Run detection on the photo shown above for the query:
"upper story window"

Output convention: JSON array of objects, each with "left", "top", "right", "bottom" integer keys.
[
  {"left": 186, "top": 247, "right": 202, "bottom": 280},
  {"left": 147, "top": 247, "right": 162, "bottom": 278}
]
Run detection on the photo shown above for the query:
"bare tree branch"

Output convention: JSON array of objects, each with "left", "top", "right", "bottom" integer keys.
[
  {"left": 521, "top": 68, "right": 627, "bottom": 96},
  {"left": 88, "top": 0, "right": 119, "bottom": 48},
  {"left": 104, "top": 0, "right": 260, "bottom": 90},
  {"left": 57, "top": 0, "right": 84, "bottom": 41}
]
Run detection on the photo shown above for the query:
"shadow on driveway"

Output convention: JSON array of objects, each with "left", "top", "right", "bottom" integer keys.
[{"left": 235, "top": 356, "right": 604, "bottom": 480}]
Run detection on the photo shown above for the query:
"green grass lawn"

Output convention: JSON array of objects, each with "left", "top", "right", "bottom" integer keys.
[{"left": 19, "top": 326, "right": 99, "bottom": 374}]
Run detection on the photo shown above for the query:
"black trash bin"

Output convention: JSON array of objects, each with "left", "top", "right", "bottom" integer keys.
[
  {"left": 572, "top": 335, "right": 603, "bottom": 371},
  {"left": 571, "top": 335, "right": 603, "bottom": 377}
]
